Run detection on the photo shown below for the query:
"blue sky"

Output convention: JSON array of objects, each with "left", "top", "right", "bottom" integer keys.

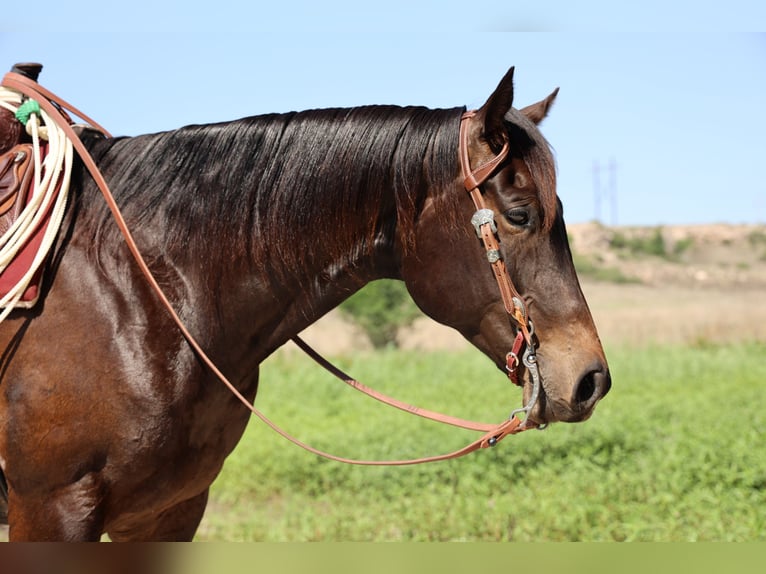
[{"left": 1, "top": 1, "right": 765, "bottom": 225}]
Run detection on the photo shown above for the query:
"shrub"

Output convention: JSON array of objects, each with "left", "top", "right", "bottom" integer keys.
[
  {"left": 672, "top": 237, "right": 694, "bottom": 258},
  {"left": 572, "top": 253, "right": 639, "bottom": 284},
  {"left": 339, "top": 279, "right": 421, "bottom": 348},
  {"left": 748, "top": 229, "right": 766, "bottom": 246},
  {"left": 610, "top": 227, "right": 670, "bottom": 259}
]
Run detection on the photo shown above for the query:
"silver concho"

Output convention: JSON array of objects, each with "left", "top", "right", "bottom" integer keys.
[{"left": 470, "top": 208, "right": 497, "bottom": 237}]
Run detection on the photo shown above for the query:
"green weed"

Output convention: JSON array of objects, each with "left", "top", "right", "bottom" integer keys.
[{"left": 200, "top": 342, "right": 766, "bottom": 541}]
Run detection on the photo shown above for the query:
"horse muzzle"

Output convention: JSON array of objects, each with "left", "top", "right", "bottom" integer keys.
[{"left": 523, "top": 357, "right": 612, "bottom": 425}]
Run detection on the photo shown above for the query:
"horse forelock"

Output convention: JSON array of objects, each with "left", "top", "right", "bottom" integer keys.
[{"left": 504, "top": 107, "right": 558, "bottom": 231}]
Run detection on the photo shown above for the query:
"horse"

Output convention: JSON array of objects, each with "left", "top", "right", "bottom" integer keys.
[{"left": 0, "top": 67, "right": 610, "bottom": 541}]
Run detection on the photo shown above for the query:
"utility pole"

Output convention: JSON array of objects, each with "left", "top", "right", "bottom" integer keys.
[
  {"left": 593, "top": 160, "right": 601, "bottom": 223},
  {"left": 593, "top": 159, "right": 618, "bottom": 225},
  {"left": 609, "top": 157, "right": 617, "bottom": 226}
]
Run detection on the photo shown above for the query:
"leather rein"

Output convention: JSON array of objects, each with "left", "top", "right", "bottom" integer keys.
[{"left": 1, "top": 70, "right": 542, "bottom": 466}]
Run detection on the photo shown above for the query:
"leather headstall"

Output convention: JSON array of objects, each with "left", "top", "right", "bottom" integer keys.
[{"left": 459, "top": 111, "right": 536, "bottom": 385}]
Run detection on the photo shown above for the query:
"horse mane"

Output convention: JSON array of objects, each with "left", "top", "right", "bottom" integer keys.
[{"left": 77, "top": 104, "right": 557, "bottom": 287}]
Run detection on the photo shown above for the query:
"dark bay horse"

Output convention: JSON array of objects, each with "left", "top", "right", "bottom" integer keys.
[{"left": 0, "top": 67, "right": 610, "bottom": 541}]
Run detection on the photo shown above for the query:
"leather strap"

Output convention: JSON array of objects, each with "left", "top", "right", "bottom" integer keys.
[
  {"left": 460, "top": 111, "right": 510, "bottom": 193},
  {"left": 293, "top": 335, "right": 498, "bottom": 432},
  {"left": 459, "top": 111, "right": 532, "bottom": 343},
  {"left": 1, "top": 71, "right": 531, "bottom": 465}
]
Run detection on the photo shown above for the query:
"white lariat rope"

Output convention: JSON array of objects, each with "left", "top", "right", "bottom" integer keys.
[{"left": 0, "top": 86, "right": 72, "bottom": 322}]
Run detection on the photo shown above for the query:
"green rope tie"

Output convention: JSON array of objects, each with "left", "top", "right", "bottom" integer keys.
[{"left": 15, "top": 99, "right": 41, "bottom": 126}]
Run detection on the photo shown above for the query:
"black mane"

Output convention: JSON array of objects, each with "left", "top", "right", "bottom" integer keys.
[
  {"left": 80, "top": 105, "right": 464, "bottom": 284},
  {"left": 76, "top": 103, "right": 558, "bottom": 289}
]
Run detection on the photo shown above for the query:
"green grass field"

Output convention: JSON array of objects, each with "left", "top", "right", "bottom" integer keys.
[{"left": 198, "top": 341, "right": 766, "bottom": 541}]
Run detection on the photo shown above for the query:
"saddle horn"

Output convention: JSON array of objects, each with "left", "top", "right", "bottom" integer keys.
[{"left": 10, "top": 63, "right": 43, "bottom": 82}]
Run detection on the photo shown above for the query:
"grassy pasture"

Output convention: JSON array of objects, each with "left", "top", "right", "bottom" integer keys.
[{"left": 198, "top": 341, "right": 766, "bottom": 541}]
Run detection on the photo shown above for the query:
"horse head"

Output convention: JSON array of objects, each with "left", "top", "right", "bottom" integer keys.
[{"left": 400, "top": 68, "right": 611, "bottom": 426}]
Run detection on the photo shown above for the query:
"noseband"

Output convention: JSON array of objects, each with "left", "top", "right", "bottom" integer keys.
[{"left": 459, "top": 111, "right": 544, "bottom": 426}]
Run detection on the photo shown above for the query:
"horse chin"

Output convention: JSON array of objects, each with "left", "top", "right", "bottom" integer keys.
[
  {"left": 516, "top": 374, "right": 584, "bottom": 426},
  {"left": 526, "top": 388, "right": 596, "bottom": 425}
]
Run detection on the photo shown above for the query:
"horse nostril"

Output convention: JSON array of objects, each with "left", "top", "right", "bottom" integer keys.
[
  {"left": 574, "top": 366, "right": 611, "bottom": 407},
  {"left": 575, "top": 371, "right": 596, "bottom": 404}
]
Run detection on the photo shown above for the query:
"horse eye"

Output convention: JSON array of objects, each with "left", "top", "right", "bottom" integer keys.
[{"left": 505, "top": 208, "right": 530, "bottom": 227}]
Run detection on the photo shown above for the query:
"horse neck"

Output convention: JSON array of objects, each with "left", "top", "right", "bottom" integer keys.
[{"left": 85, "top": 107, "right": 460, "bottom": 355}]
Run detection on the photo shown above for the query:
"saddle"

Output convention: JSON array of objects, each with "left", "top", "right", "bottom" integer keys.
[
  {"left": 0, "top": 64, "right": 51, "bottom": 307},
  {"left": 0, "top": 143, "right": 35, "bottom": 232}
]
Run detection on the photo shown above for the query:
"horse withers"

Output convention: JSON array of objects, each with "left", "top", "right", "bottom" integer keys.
[{"left": 0, "top": 67, "right": 609, "bottom": 541}]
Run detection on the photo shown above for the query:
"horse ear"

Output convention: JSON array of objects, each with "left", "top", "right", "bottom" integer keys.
[
  {"left": 479, "top": 67, "right": 515, "bottom": 151},
  {"left": 520, "top": 87, "right": 559, "bottom": 125}
]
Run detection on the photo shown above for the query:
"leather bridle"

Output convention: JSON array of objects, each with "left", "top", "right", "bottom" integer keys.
[
  {"left": 1, "top": 68, "right": 543, "bottom": 466},
  {"left": 459, "top": 110, "right": 544, "bottom": 425}
]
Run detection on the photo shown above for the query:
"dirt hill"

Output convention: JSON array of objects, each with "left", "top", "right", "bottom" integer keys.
[
  {"left": 293, "top": 223, "right": 766, "bottom": 354},
  {"left": 563, "top": 223, "right": 766, "bottom": 346},
  {"left": 567, "top": 222, "right": 766, "bottom": 290}
]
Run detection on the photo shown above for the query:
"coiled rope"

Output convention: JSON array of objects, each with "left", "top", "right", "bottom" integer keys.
[{"left": 0, "top": 86, "right": 72, "bottom": 321}]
